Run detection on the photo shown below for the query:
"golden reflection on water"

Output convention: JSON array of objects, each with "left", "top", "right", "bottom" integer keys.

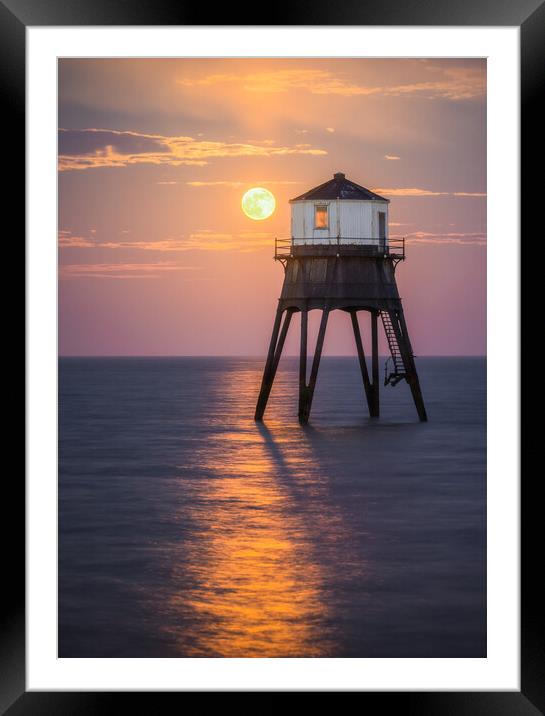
[{"left": 165, "top": 367, "right": 340, "bottom": 657}]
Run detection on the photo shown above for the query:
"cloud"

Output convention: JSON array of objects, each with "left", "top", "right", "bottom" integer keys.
[
  {"left": 325, "top": 127, "right": 335, "bottom": 133},
  {"left": 185, "top": 230, "right": 273, "bottom": 251},
  {"left": 101, "top": 239, "right": 192, "bottom": 251},
  {"left": 373, "top": 187, "right": 486, "bottom": 197},
  {"left": 185, "top": 179, "right": 301, "bottom": 188},
  {"left": 384, "top": 154, "right": 400, "bottom": 160},
  {"left": 59, "top": 262, "right": 200, "bottom": 279},
  {"left": 58, "top": 230, "right": 95, "bottom": 248},
  {"left": 392, "top": 231, "right": 486, "bottom": 246},
  {"left": 59, "top": 128, "right": 168, "bottom": 156},
  {"left": 59, "top": 222, "right": 486, "bottom": 254},
  {"left": 187, "top": 181, "right": 245, "bottom": 188},
  {"left": 244, "top": 138, "right": 277, "bottom": 146},
  {"left": 59, "top": 231, "right": 197, "bottom": 252},
  {"left": 59, "top": 225, "right": 485, "bottom": 257},
  {"left": 58, "top": 128, "right": 327, "bottom": 171},
  {"left": 178, "top": 66, "right": 485, "bottom": 101},
  {"left": 59, "top": 229, "right": 274, "bottom": 253}
]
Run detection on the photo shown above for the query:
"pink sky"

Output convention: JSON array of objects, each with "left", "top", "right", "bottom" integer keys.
[{"left": 58, "top": 58, "right": 486, "bottom": 356}]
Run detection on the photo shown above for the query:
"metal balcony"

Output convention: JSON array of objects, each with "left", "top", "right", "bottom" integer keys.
[{"left": 274, "top": 237, "right": 405, "bottom": 262}]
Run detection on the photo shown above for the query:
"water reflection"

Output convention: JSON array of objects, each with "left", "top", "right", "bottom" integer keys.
[{"left": 163, "top": 365, "right": 347, "bottom": 657}]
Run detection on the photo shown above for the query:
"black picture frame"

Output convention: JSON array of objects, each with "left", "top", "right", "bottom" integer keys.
[{"left": 9, "top": 0, "right": 535, "bottom": 708}]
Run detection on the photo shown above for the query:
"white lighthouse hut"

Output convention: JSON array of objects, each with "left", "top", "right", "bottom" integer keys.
[{"left": 290, "top": 172, "right": 390, "bottom": 249}]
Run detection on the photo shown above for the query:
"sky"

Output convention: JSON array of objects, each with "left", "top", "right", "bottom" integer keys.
[{"left": 58, "top": 58, "right": 486, "bottom": 356}]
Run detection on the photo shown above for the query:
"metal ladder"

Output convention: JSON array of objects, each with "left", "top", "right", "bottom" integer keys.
[{"left": 380, "top": 311, "right": 407, "bottom": 386}]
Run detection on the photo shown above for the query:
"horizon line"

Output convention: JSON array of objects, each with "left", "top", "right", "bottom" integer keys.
[{"left": 58, "top": 354, "right": 487, "bottom": 359}]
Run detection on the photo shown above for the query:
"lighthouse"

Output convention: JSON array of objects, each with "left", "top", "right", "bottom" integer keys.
[{"left": 255, "top": 172, "right": 427, "bottom": 424}]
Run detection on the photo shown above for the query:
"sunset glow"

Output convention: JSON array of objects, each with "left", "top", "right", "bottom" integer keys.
[{"left": 58, "top": 58, "right": 486, "bottom": 356}]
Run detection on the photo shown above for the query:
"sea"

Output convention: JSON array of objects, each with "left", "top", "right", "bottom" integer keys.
[{"left": 59, "top": 357, "right": 486, "bottom": 658}]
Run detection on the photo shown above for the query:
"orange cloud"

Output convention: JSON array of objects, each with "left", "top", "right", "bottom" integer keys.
[
  {"left": 59, "top": 226, "right": 486, "bottom": 254},
  {"left": 59, "top": 262, "right": 200, "bottom": 279},
  {"left": 58, "top": 128, "right": 327, "bottom": 172},
  {"left": 58, "top": 230, "right": 96, "bottom": 248},
  {"left": 186, "top": 231, "right": 273, "bottom": 251},
  {"left": 186, "top": 180, "right": 301, "bottom": 188},
  {"left": 374, "top": 187, "right": 486, "bottom": 197},
  {"left": 395, "top": 231, "right": 487, "bottom": 246},
  {"left": 178, "top": 66, "right": 485, "bottom": 101},
  {"left": 58, "top": 230, "right": 274, "bottom": 253}
]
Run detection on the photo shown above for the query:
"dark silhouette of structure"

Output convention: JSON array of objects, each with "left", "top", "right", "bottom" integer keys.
[{"left": 255, "top": 172, "right": 427, "bottom": 424}]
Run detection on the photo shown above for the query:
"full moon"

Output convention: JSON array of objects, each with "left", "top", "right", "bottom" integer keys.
[{"left": 241, "top": 187, "right": 276, "bottom": 221}]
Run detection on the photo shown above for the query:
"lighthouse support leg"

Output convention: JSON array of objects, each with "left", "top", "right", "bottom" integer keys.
[
  {"left": 299, "top": 307, "right": 329, "bottom": 424},
  {"left": 398, "top": 309, "right": 428, "bottom": 422},
  {"left": 371, "top": 310, "right": 380, "bottom": 417},
  {"left": 298, "top": 308, "right": 309, "bottom": 423},
  {"left": 255, "top": 307, "right": 293, "bottom": 420},
  {"left": 388, "top": 309, "right": 428, "bottom": 422},
  {"left": 350, "top": 311, "right": 375, "bottom": 417}
]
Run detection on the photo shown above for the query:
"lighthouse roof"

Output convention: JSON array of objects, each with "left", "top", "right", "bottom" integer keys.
[{"left": 290, "top": 172, "right": 389, "bottom": 203}]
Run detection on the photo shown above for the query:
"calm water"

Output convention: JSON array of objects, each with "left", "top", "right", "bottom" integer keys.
[{"left": 59, "top": 357, "right": 486, "bottom": 658}]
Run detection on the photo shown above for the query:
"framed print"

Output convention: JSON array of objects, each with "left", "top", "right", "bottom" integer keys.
[{"left": 9, "top": 0, "right": 537, "bottom": 709}]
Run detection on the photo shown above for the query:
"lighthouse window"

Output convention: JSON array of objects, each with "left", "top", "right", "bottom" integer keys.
[{"left": 315, "top": 205, "right": 328, "bottom": 229}]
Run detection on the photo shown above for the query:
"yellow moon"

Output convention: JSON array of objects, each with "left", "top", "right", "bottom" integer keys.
[{"left": 241, "top": 187, "right": 276, "bottom": 220}]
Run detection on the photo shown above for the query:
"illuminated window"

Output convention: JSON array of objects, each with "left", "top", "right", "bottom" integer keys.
[{"left": 315, "top": 205, "right": 328, "bottom": 229}]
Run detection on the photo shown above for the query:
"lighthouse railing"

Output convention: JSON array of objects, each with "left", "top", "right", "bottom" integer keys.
[{"left": 275, "top": 236, "right": 405, "bottom": 261}]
